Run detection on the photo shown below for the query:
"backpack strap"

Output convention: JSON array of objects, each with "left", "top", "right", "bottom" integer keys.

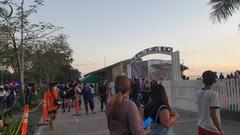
[{"left": 155, "top": 105, "right": 168, "bottom": 123}]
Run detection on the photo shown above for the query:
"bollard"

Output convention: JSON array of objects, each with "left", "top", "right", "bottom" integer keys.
[
  {"left": 72, "top": 95, "right": 81, "bottom": 116},
  {"left": 21, "top": 105, "right": 29, "bottom": 135}
]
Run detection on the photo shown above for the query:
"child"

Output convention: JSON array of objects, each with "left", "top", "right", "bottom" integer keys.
[{"left": 197, "top": 70, "right": 224, "bottom": 135}]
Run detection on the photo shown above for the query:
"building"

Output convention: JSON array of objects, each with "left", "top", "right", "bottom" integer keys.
[{"left": 84, "top": 59, "right": 188, "bottom": 82}]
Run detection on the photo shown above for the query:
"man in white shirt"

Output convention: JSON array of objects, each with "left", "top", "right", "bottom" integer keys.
[{"left": 197, "top": 70, "right": 224, "bottom": 135}]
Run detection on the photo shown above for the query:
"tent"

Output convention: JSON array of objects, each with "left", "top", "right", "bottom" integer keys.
[{"left": 80, "top": 75, "right": 98, "bottom": 83}]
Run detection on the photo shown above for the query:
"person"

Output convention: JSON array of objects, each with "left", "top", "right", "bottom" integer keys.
[
  {"left": 219, "top": 73, "right": 225, "bottom": 80},
  {"left": 45, "top": 82, "right": 59, "bottom": 130},
  {"left": 90, "top": 84, "right": 96, "bottom": 95},
  {"left": 82, "top": 83, "right": 95, "bottom": 114},
  {"left": 197, "top": 70, "right": 224, "bottom": 135},
  {"left": 59, "top": 83, "right": 66, "bottom": 112},
  {"left": 106, "top": 75, "right": 147, "bottom": 135},
  {"left": 0, "top": 87, "right": 4, "bottom": 111},
  {"left": 98, "top": 82, "right": 107, "bottom": 112},
  {"left": 131, "top": 78, "right": 140, "bottom": 107},
  {"left": 234, "top": 72, "right": 240, "bottom": 79},
  {"left": 230, "top": 73, "right": 235, "bottom": 79},
  {"left": 65, "top": 83, "right": 74, "bottom": 112},
  {"left": 144, "top": 84, "right": 180, "bottom": 135}
]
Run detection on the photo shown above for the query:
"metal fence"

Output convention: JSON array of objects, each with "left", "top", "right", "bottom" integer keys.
[{"left": 161, "top": 79, "right": 240, "bottom": 112}]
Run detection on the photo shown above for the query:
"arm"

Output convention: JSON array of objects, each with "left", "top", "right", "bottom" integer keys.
[
  {"left": 209, "top": 92, "right": 223, "bottom": 134},
  {"left": 210, "top": 108, "right": 224, "bottom": 134},
  {"left": 159, "top": 109, "right": 180, "bottom": 128}
]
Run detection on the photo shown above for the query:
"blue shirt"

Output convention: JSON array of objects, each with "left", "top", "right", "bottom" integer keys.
[{"left": 82, "top": 87, "right": 93, "bottom": 100}]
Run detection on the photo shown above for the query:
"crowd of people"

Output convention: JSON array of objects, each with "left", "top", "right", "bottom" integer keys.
[
  {"left": 0, "top": 85, "right": 17, "bottom": 113},
  {"left": 44, "top": 81, "right": 111, "bottom": 129},
  {"left": 106, "top": 71, "right": 223, "bottom": 135},
  {"left": 42, "top": 70, "right": 224, "bottom": 135},
  {"left": 219, "top": 71, "right": 240, "bottom": 80}
]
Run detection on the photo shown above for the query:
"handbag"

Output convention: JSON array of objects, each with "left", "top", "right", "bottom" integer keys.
[
  {"left": 150, "top": 105, "right": 173, "bottom": 135},
  {"left": 49, "top": 89, "right": 61, "bottom": 106}
]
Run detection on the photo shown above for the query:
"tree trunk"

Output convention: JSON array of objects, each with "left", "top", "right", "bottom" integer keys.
[{"left": 20, "top": 0, "right": 25, "bottom": 104}]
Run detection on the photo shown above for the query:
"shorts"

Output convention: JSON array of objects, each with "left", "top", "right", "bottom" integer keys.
[
  {"left": 198, "top": 127, "right": 221, "bottom": 135},
  {"left": 48, "top": 110, "right": 57, "bottom": 115}
]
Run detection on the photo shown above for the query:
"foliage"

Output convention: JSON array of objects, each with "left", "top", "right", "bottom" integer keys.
[
  {"left": 28, "top": 34, "right": 79, "bottom": 84},
  {"left": 0, "top": 0, "right": 60, "bottom": 104},
  {"left": 209, "top": 0, "right": 240, "bottom": 23}
]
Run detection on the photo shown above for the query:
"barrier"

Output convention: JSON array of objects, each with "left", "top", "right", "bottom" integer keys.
[
  {"left": 161, "top": 79, "right": 240, "bottom": 112},
  {"left": 21, "top": 105, "right": 29, "bottom": 135},
  {"left": 72, "top": 95, "right": 81, "bottom": 116}
]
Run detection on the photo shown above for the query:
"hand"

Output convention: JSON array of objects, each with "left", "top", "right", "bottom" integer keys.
[
  {"left": 219, "top": 129, "right": 224, "bottom": 135},
  {"left": 172, "top": 112, "right": 180, "bottom": 118}
]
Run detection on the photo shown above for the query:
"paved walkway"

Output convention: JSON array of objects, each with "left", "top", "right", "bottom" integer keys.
[{"left": 34, "top": 99, "right": 240, "bottom": 135}]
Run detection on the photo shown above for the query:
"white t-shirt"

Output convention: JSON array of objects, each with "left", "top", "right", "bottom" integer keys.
[
  {"left": 0, "top": 91, "right": 4, "bottom": 97},
  {"left": 197, "top": 89, "right": 220, "bottom": 133},
  {"left": 3, "top": 90, "right": 9, "bottom": 97}
]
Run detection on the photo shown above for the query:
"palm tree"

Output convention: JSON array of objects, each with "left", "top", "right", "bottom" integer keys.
[{"left": 209, "top": 0, "right": 240, "bottom": 23}]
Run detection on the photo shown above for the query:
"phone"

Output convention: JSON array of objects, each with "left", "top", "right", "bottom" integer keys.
[{"left": 144, "top": 116, "right": 153, "bottom": 129}]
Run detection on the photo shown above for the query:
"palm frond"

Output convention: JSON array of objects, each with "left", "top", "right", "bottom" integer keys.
[{"left": 209, "top": 0, "right": 240, "bottom": 23}]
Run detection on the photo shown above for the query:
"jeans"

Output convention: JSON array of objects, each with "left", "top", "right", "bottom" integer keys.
[
  {"left": 84, "top": 98, "right": 94, "bottom": 113},
  {"left": 100, "top": 97, "right": 107, "bottom": 110}
]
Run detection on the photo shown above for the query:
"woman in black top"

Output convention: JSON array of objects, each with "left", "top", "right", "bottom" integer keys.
[{"left": 144, "top": 84, "right": 179, "bottom": 135}]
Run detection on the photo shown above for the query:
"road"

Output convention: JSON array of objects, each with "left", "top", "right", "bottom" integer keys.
[{"left": 34, "top": 99, "right": 240, "bottom": 135}]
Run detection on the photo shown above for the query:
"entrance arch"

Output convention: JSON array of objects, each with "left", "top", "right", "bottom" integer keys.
[{"left": 127, "top": 46, "right": 182, "bottom": 80}]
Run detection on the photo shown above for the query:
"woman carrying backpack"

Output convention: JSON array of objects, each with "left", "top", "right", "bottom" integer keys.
[{"left": 144, "top": 84, "right": 180, "bottom": 135}]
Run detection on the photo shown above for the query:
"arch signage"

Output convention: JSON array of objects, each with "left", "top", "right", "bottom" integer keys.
[{"left": 128, "top": 46, "right": 181, "bottom": 80}]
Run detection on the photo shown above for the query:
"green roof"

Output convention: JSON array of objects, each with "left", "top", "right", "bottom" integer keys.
[{"left": 80, "top": 75, "right": 98, "bottom": 83}]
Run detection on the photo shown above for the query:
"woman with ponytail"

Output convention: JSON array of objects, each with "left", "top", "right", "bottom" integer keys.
[{"left": 106, "top": 75, "right": 146, "bottom": 135}]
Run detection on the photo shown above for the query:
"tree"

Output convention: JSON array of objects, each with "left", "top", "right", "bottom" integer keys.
[
  {"left": 209, "top": 0, "right": 240, "bottom": 24},
  {"left": 30, "top": 34, "right": 76, "bottom": 84},
  {"left": 0, "top": 0, "right": 59, "bottom": 104}
]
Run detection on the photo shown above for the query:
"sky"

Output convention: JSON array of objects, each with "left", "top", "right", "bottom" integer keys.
[{"left": 29, "top": 0, "right": 240, "bottom": 77}]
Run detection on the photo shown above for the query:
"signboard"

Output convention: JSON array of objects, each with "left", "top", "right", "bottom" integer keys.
[{"left": 132, "top": 46, "right": 173, "bottom": 62}]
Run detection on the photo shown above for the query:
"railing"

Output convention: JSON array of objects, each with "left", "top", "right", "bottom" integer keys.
[{"left": 161, "top": 79, "right": 240, "bottom": 112}]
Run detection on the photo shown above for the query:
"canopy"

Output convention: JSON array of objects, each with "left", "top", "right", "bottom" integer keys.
[{"left": 80, "top": 75, "right": 98, "bottom": 83}]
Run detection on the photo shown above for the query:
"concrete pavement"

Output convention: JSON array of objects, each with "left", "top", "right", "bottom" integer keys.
[{"left": 34, "top": 99, "right": 240, "bottom": 135}]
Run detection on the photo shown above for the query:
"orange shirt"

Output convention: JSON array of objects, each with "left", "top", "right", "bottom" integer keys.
[{"left": 45, "top": 89, "right": 59, "bottom": 111}]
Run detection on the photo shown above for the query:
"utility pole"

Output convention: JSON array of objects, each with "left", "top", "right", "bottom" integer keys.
[
  {"left": 20, "top": 0, "right": 25, "bottom": 104},
  {"left": 104, "top": 57, "right": 106, "bottom": 67}
]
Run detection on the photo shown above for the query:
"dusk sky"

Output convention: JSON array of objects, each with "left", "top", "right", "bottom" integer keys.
[{"left": 30, "top": 0, "right": 240, "bottom": 77}]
